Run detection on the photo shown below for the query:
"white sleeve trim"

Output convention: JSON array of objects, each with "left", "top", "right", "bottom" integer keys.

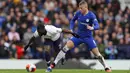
[{"left": 33, "top": 30, "right": 39, "bottom": 37}]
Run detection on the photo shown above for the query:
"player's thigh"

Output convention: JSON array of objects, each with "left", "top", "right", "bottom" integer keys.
[
  {"left": 84, "top": 38, "right": 102, "bottom": 56},
  {"left": 67, "top": 37, "right": 82, "bottom": 49},
  {"left": 84, "top": 37, "right": 97, "bottom": 51},
  {"left": 44, "top": 39, "right": 53, "bottom": 52}
]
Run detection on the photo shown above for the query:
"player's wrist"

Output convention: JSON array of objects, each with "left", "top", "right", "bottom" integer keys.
[
  {"left": 89, "top": 27, "right": 94, "bottom": 30},
  {"left": 90, "top": 27, "right": 94, "bottom": 30}
]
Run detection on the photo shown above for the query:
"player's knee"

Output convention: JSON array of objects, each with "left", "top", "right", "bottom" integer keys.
[{"left": 66, "top": 40, "right": 74, "bottom": 48}]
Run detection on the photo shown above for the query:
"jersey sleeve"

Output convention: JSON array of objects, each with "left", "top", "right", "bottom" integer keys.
[
  {"left": 55, "top": 27, "right": 62, "bottom": 33},
  {"left": 46, "top": 25, "right": 62, "bottom": 33},
  {"left": 33, "top": 30, "right": 39, "bottom": 37},
  {"left": 70, "top": 11, "right": 80, "bottom": 32},
  {"left": 91, "top": 12, "right": 99, "bottom": 30}
]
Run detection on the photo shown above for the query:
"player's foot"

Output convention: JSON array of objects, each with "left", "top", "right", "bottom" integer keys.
[
  {"left": 45, "top": 63, "right": 55, "bottom": 72},
  {"left": 50, "top": 63, "right": 55, "bottom": 68},
  {"left": 105, "top": 67, "right": 112, "bottom": 72},
  {"left": 45, "top": 67, "right": 52, "bottom": 72}
]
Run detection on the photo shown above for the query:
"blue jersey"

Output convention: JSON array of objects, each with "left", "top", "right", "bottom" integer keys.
[{"left": 70, "top": 11, "right": 99, "bottom": 38}]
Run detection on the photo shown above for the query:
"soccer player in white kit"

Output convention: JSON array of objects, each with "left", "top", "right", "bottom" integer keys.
[{"left": 24, "top": 22, "right": 79, "bottom": 66}]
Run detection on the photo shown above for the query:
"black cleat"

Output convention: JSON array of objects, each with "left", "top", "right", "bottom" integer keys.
[{"left": 105, "top": 67, "right": 112, "bottom": 72}]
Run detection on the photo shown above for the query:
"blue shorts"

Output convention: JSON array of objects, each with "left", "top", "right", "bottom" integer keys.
[{"left": 70, "top": 37, "right": 97, "bottom": 51}]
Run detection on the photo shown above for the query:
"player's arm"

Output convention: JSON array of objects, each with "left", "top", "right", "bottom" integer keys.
[
  {"left": 92, "top": 14, "right": 99, "bottom": 30},
  {"left": 70, "top": 11, "right": 79, "bottom": 32},
  {"left": 24, "top": 29, "right": 40, "bottom": 51},
  {"left": 24, "top": 36, "right": 35, "bottom": 51},
  {"left": 87, "top": 13, "right": 99, "bottom": 30},
  {"left": 54, "top": 27, "right": 79, "bottom": 38},
  {"left": 62, "top": 28, "right": 79, "bottom": 38},
  {"left": 62, "top": 28, "right": 73, "bottom": 34}
]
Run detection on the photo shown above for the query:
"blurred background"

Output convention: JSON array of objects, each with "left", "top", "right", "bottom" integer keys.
[{"left": 0, "top": 0, "right": 130, "bottom": 61}]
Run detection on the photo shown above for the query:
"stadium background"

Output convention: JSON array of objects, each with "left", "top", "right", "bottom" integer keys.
[{"left": 0, "top": 0, "right": 130, "bottom": 70}]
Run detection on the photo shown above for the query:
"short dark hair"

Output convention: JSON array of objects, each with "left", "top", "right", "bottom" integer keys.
[{"left": 79, "top": 0, "right": 87, "bottom": 6}]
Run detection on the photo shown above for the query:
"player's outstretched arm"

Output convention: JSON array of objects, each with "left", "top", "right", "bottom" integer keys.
[
  {"left": 62, "top": 28, "right": 80, "bottom": 38},
  {"left": 62, "top": 28, "right": 73, "bottom": 33},
  {"left": 24, "top": 36, "right": 35, "bottom": 51}
]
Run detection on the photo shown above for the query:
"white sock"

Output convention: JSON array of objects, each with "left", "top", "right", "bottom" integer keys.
[
  {"left": 97, "top": 55, "right": 107, "bottom": 68},
  {"left": 48, "top": 66, "right": 52, "bottom": 69},
  {"left": 54, "top": 50, "right": 66, "bottom": 64},
  {"left": 54, "top": 45, "right": 69, "bottom": 64}
]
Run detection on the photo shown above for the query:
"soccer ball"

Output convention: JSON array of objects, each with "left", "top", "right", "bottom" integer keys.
[{"left": 26, "top": 64, "right": 36, "bottom": 72}]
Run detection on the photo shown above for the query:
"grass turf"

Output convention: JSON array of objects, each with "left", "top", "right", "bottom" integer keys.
[{"left": 0, "top": 69, "right": 129, "bottom": 73}]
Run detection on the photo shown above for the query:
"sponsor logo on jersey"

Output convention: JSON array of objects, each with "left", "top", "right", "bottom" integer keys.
[{"left": 80, "top": 22, "right": 88, "bottom": 25}]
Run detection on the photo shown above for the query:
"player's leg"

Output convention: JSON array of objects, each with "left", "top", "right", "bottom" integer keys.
[
  {"left": 46, "top": 37, "right": 82, "bottom": 72},
  {"left": 52, "top": 40, "right": 73, "bottom": 65},
  {"left": 85, "top": 37, "right": 111, "bottom": 72},
  {"left": 46, "top": 40, "right": 74, "bottom": 72},
  {"left": 44, "top": 39, "right": 53, "bottom": 67},
  {"left": 91, "top": 48, "right": 111, "bottom": 72},
  {"left": 52, "top": 37, "right": 65, "bottom": 65},
  {"left": 45, "top": 51, "right": 51, "bottom": 66},
  {"left": 44, "top": 46, "right": 51, "bottom": 66},
  {"left": 53, "top": 37, "right": 82, "bottom": 65}
]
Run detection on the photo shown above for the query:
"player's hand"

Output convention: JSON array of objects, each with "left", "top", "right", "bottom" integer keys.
[
  {"left": 72, "top": 32, "right": 80, "bottom": 38},
  {"left": 87, "top": 25, "right": 94, "bottom": 30}
]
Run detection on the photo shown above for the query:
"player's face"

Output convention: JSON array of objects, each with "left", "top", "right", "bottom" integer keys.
[{"left": 79, "top": 4, "right": 88, "bottom": 14}]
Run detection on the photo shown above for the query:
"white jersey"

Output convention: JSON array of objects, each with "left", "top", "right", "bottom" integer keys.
[{"left": 34, "top": 25, "right": 62, "bottom": 41}]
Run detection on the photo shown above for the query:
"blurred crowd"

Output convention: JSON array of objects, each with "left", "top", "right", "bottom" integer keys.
[{"left": 0, "top": 0, "right": 130, "bottom": 59}]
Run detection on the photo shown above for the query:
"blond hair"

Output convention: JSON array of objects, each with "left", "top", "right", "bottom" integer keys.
[{"left": 79, "top": 0, "right": 88, "bottom": 6}]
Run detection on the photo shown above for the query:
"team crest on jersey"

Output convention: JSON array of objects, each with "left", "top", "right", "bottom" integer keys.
[
  {"left": 86, "top": 19, "right": 89, "bottom": 22},
  {"left": 94, "top": 19, "right": 97, "bottom": 21}
]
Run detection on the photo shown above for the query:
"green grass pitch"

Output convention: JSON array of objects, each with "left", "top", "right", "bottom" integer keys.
[{"left": 0, "top": 69, "right": 129, "bottom": 73}]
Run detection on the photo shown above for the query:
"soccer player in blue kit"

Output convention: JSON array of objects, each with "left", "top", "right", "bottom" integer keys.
[{"left": 46, "top": 0, "right": 111, "bottom": 72}]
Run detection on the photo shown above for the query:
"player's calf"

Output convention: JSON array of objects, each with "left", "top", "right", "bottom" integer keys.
[{"left": 96, "top": 55, "right": 112, "bottom": 72}]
